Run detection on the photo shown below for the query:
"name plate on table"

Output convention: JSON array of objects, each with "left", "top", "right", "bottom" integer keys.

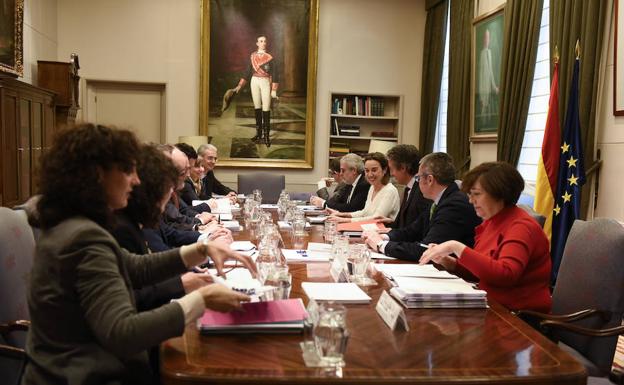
[
  {"left": 329, "top": 259, "right": 349, "bottom": 283},
  {"left": 376, "top": 290, "right": 409, "bottom": 331}
]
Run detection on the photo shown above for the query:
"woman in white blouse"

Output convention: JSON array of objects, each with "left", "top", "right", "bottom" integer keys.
[{"left": 327, "top": 152, "right": 400, "bottom": 223}]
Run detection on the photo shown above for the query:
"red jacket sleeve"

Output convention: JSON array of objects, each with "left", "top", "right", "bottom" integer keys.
[{"left": 457, "top": 221, "right": 534, "bottom": 286}]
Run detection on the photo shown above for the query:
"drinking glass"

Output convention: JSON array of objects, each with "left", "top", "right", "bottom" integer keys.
[
  {"left": 314, "top": 302, "right": 349, "bottom": 367},
  {"left": 331, "top": 234, "right": 349, "bottom": 263},
  {"left": 291, "top": 217, "right": 306, "bottom": 249},
  {"left": 324, "top": 221, "right": 337, "bottom": 244},
  {"left": 264, "top": 265, "right": 292, "bottom": 300},
  {"left": 256, "top": 243, "right": 278, "bottom": 285},
  {"left": 253, "top": 189, "right": 263, "bottom": 204},
  {"left": 349, "top": 245, "right": 375, "bottom": 286}
]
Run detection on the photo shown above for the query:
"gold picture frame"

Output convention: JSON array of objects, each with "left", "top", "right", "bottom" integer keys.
[
  {"left": 470, "top": 5, "right": 505, "bottom": 142},
  {"left": 199, "top": 0, "right": 319, "bottom": 168},
  {"left": 0, "top": 0, "right": 24, "bottom": 77}
]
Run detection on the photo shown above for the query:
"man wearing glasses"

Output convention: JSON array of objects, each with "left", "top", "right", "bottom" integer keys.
[
  {"left": 198, "top": 144, "right": 237, "bottom": 202},
  {"left": 363, "top": 152, "right": 480, "bottom": 262}
]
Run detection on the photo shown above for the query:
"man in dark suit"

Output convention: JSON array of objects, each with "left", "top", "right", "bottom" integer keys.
[
  {"left": 310, "top": 153, "right": 370, "bottom": 212},
  {"left": 382, "top": 144, "right": 432, "bottom": 229},
  {"left": 197, "top": 144, "right": 237, "bottom": 199},
  {"left": 363, "top": 152, "right": 481, "bottom": 262}
]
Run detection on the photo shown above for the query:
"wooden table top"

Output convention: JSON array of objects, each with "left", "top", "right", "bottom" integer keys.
[{"left": 161, "top": 216, "right": 586, "bottom": 385}]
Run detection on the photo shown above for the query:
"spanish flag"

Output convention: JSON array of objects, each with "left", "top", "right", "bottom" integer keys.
[{"left": 533, "top": 61, "right": 560, "bottom": 241}]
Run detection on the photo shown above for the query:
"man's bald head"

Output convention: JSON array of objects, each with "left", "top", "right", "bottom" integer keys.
[{"left": 170, "top": 147, "right": 189, "bottom": 190}]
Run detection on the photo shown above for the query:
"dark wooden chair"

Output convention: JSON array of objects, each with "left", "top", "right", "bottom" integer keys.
[{"left": 517, "top": 219, "right": 624, "bottom": 384}]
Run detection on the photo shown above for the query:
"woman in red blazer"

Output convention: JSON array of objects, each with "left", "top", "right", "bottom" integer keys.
[{"left": 420, "top": 162, "right": 552, "bottom": 313}]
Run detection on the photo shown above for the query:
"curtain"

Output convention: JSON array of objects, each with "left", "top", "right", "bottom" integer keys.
[
  {"left": 550, "top": 0, "right": 608, "bottom": 218},
  {"left": 418, "top": 0, "right": 449, "bottom": 155},
  {"left": 496, "top": 0, "right": 544, "bottom": 165},
  {"left": 446, "top": 0, "right": 474, "bottom": 176}
]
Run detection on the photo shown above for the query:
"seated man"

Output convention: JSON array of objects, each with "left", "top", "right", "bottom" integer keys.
[
  {"left": 316, "top": 157, "right": 347, "bottom": 201},
  {"left": 310, "top": 153, "right": 369, "bottom": 212},
  {"left": 363, "top": 152, "right": 481, "bottom": 262},
  {"left": 164, "top": 145, "right": 215, "bottom": 231},
  {"left": 197, "top": 144, "right": 237, "bottom": 200},
  {"left": 383, "top": 144, "right": 431, "bottom": 229}
]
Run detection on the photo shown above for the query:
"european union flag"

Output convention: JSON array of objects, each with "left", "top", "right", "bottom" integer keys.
[{"left": 550, "top": 58, "right": 585, "bottom": 284}]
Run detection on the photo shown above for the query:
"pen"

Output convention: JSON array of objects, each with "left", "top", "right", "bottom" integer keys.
[{"left": 417, "top": 243, "right": 431, "bottom": 249}]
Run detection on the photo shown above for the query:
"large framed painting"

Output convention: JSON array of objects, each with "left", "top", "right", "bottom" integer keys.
[
  {"left": 615, "top": 0, "right": 624, "bottom": 115},
  {"left": 471, "top": 5, "right": 504, "bottom": 141},
  {"left": 0, "top": 0, "right": 23, "bottom": 77},
  {"left": 199, "top": 0, "right": 319, "bottom": 168}
]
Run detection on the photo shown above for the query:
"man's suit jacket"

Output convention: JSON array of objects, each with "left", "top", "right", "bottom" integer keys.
[
  {"left": 325, "top": 173, "right": 370, "bottom": 212},
  {"left": 143, "top": 219, "right": 200, "bottom": 252},
  {"left": 385, "top": 182, "right": 481, "bottom": 261},
  {"left": 390, "top": 184, "right": 432, "bottom": 229},
  {"left": 111, "top": 212, "right": 185, "bottom": 312},
  {"left": 201, "top": 170, "right": 235, "bottom": 199}
]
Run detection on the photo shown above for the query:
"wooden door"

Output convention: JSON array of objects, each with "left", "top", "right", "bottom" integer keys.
[{"left": 1, "top": 88, "right": 19, "bottom": 207}]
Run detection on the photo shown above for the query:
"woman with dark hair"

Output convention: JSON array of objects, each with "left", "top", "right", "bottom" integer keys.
[
  {"left": 419, "top": 161, "right": 551, "bottom": 313},
  {"left": 327, "top": 152, "right": 400, "bottom": 223},
  {"left": 111, "top": 144, "right": 214, "bottom": 312},
  {"left": 23, "top": 124, "right": 255, "bottom": 385}
]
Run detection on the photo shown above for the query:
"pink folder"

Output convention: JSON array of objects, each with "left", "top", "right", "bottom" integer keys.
[{"left": 199, "top": 299, "right": 308, "bottom": 332}]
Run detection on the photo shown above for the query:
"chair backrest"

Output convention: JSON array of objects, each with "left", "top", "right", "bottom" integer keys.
[
  {"left": 0, "top": 208, "right": 35, "bottom": 347},
  {"left": 289, "top": 192, "right": 312, "bottom": 202},
  {"left": 237, "top": 172, "right": 286, "bottom": 204},
  {"left": 552, "top": 218, "right": 624, "bottom": 374},
  {"left": 518, "top": 204, "right": 546, "bottom": 228}
]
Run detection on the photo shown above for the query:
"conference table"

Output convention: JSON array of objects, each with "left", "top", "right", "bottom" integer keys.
[{"left": 160, "top": 212, "right": 587, "bottom": 385}]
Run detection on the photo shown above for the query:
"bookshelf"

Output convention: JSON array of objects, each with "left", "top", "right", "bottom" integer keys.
[{"left": 328, "top": 92, "right": 402, "bottom": 160}]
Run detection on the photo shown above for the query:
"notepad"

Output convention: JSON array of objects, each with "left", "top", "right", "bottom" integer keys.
[
  {"left": 373, "top": 263, "right": 459, "bottom": 279},
  {"left": 301, "top": 282, "right": 371, "bottom": 304},
  {"left": 198, "top": 298, "right": 308, "bottom": 333},
  {"left": 230, "top": 241, "right": 256, "bottom": 251}
]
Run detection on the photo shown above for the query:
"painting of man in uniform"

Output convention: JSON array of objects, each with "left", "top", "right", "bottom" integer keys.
[{"left": 208, "top": 0, "right": 311, "bottom": 162}]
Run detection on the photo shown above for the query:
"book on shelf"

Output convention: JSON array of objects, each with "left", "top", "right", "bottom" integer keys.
[
  {"left": 333, "top": 96, "right": 387, "bottom": 117},
  {"left": 332, "top": 118, "right": 339, "bottom": 135},
  {"left": 371, "top": 131, "right": 395, "bottom": 138}
]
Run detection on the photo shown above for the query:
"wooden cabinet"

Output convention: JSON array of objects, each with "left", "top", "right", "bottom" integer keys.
[
  {"left": 0, "top": 77, "right": 56, "bottom": 207},
  {"left": 328, "top": 92, "right": 402, "bottom": 162},
  {"left": 38, "top": 60, "right": 80, "bottom": 129}
]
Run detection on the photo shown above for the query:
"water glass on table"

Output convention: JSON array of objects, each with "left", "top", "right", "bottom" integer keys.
[
  {"left": 330, "top": 234, "right": 349, "bottom": 262},
  {"left": 324, "top": 221, "right": 337, "bottom": 243},
  {"left": 314, "top": 302, "right": 349, "bottom": 367},
  {"left": 253, "top": 189, "right": 263, "bottom": 204},
  {"left": 292, "top": 217, "right": 306, "bottom": 249},
  {"left": 348, "top": 244, "right": 375, "bottom": 286},
  {"left": 265, "top": 265, "right": 292, "bottom": 300}
]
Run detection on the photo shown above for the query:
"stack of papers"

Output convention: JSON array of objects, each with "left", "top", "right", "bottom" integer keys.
[
  {"left": 301, "top": 282, "right": 371, "bottom": 304},
  {"left": 308, "top": 216, "right": 327, "bottom": 224},
  {"left": 374, "top": 263, "right": 458, "bottom": 279},
  {"left": 198, "top": 298, "right": 308, "bottom": 333},
  {"left": 336, "top": 220, "right": 388, "bottom": 234},
  {"left": 221, "top": 220, "right": 242, "bottom": 231},
  {"left": 277, "top": 221, "right": 312, "bottom": 230},
  {"left": 389, "top": 276, "right": 487, "bottom": 309}
]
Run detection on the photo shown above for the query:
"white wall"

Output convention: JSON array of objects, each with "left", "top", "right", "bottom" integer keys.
[
  {"left": 55, "top": 0, "right": 426, "bottom": 192},
  {"left": 56, "top": 0, "right": 199, "bottom": 144},
  {"left": 22, "top": 0, "right": 58, "bottom": 85},
  {"left": 594, "top": 6, "right": 624, "bottom": 221}
]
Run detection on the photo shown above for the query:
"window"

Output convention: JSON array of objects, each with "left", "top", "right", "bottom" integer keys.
[
  {"left": 517, "top": 3, "right": 550, "bottom": 186},
  {"left": 433, "top": 8, "right": 450, "bottom": 153}
]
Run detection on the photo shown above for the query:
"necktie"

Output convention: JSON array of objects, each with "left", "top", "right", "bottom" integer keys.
[
  {"left": 429, "top": 202, "right": 437, "bottom": 220},
  {"left": 401, "top": 187, "right": 411, "bottom": 208}
]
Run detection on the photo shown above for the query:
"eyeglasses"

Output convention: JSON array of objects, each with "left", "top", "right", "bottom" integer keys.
[{"left": 414, "top": 173, "right": 432, "bottom": 183}]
